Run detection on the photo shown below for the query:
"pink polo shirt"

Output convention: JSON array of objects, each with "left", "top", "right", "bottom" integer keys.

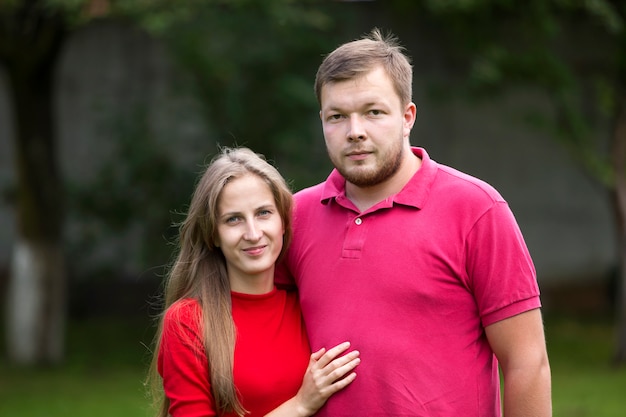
[{"left": 276, "top": 147, "right": 540, "bottom": 417}]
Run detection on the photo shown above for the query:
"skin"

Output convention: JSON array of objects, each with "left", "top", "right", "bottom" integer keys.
[
  {"left": 486, "top": 309, "right": 552, "bottom": 417},
  {"left": 216, "top": 173, "right": 361, "bottom": 416},
  {"left": 216, "top": 174, "right": 284, "bottom": 294},
  {"left": 320, "top": 65, "right": 419, "bottom": 212},
  {"left": 320, "top": 65, "right": 552, "bottom": 416},
  {"left": 267, "top": 342, "right": 360, "bottom": 417}
]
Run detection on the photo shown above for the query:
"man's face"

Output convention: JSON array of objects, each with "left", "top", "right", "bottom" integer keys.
[{"left": 319, "top": 66, "right": 415, "bottom": 187}]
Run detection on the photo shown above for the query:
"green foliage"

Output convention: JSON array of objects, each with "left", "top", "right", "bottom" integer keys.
[
  {"left": 415, "top": 0, "right": 624, "bottom": 187},
  {"left": 63, "top": 0, "right": 349, "bottom": 279},
  {"left": 66, "top": 106, "right": 198, "bottom": 280},
  {"left": 584, "top": 0, "right": 624, "bottom": 33},
  {"left": 0, "top": 0, "right": 96, "bottom": 29},
  {"left": 130, "top": 0, "right": 344, "bottom": 183}
]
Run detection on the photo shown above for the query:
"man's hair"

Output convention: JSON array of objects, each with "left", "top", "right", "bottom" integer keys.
[{"left": 314, "top": 28, "right": 413, "bottom": 106}]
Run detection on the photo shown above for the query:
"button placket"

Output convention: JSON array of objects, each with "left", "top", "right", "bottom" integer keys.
[{"left": 342, "top": 215, "right": 367, "bottom": 259}]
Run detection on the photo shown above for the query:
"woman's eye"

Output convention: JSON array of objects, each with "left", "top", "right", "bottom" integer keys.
[{"left": 225, "top": 216, "right": 241, "bottom": 224}]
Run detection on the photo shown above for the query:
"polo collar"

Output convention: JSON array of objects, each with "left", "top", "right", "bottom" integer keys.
[{"left": 320, "top": 147, "right": 437, "bottom": 210}]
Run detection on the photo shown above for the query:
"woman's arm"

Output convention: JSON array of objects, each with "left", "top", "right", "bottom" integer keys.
[
  {"left": 264, "top": 342, "right": 360, "bottom": 417},
  {"left": 159, "top": 301, "right": 218, "bottom": 417}
]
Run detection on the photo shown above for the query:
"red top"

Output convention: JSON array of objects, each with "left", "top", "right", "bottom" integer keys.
[{"left": 158, "top": 288, "right": 310, "bottom": 417}]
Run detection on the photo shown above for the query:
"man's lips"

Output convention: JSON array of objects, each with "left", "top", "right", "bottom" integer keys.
[{"left": 346, "top": 150, "right": 372, "bottom": 161}]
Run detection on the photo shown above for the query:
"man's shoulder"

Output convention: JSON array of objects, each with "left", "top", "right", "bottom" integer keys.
[{"left": 434, "top": 163, "right": 504, "bottom": 204}]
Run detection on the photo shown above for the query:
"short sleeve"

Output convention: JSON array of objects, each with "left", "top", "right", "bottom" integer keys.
[
  {"left": 465, "top": 201, "right": 541, "bottom": 327},
  {"left": 274, "top": 259, "right": 296, "bottom": 289}
]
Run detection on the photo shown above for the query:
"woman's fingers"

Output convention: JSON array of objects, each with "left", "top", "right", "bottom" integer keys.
[
  {"left": 310, "top": 347, "right": 326, "bottom": 361},
  {"left": 309, "top": 341, "right": 360, "bottom": 389},
  {"left": 313, "top": 354, "right": 359, "bottom": 397},
  {"left": 324, "top": 369, "right": 357, "bottom": 395},
  {"left": 315, "top": 341, "right": 352, "bottom": 368},
  {"left": 294, "top": 343, "right": 360, "bottom": 414},
  {"left": 325, "top": 352, "right": 360, "bottom": 382}
]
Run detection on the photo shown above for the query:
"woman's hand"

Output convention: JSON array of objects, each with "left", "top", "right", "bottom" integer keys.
[
  {"left": 293, "top": 341, "right": 360, "bottom": 416},
  {"left": 264, "top": 341, "right": 360, "bottom": 417}
]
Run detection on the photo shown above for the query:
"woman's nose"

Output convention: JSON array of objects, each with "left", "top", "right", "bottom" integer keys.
[{"left": 243, "top": 221, "right": 262, "bottom": 241}]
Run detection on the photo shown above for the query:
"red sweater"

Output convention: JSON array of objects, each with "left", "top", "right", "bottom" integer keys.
[{"left": 158, "top": 288, "right": 311, "bottom": 417}]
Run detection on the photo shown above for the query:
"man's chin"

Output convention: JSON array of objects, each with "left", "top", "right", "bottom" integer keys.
[{"left": 343, "top": 169, "right": 382, "bottom": 187}]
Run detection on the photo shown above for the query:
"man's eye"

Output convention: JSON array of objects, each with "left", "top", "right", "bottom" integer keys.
[
  {"left": 369, "top": 109, "right": 382, "bottom": 116},
  {"left": 328, "top": 114, "right": 342, "bottom": 121}
]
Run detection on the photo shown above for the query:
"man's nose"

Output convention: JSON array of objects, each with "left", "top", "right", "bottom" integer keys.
[{"left": 347, "top": 115, "right": 366, "bottom": 142}]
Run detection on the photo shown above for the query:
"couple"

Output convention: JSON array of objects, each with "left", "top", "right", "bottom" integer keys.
[{"left": 148, "top": 29, "right": 552, "bottom": 417}]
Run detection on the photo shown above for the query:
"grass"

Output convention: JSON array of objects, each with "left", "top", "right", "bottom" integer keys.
[
  {"left": 0, "top": 366, "right": 151, "bottom": 417},
  {"left": 0, "top": 317, "right": 156, "bottom": 417},
  {"left": 546, "top": 314, "right": 626, "bottom": 416},
  {"left": 0, "top": 313, "right": 625, "bottom": 416}
]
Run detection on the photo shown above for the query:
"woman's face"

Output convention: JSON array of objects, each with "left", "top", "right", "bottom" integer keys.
[{"left": 215, "top": 173, "right": 284, "bottom": 294}]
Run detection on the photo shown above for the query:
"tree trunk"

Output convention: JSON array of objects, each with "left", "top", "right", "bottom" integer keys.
[
  {"left": 612, "top": 92, "right": 626, "bottom": 366},
  {"left": 0, "top": 2, "right": 67, "bottom": 365},
  {"left": 615, "top": 235, "right": 626, "bottom": 365},
  {"left": 7, "top": 240, "right": 65, "bottom": 363}
]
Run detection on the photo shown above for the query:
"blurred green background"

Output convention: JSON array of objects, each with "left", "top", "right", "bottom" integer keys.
[{"left": 1, "top": 0, "right": 626, "bottom": 415}]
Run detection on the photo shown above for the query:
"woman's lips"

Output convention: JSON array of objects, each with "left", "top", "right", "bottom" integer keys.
[{"left": 243, "top": 245, "right": 266, "bottom": 256}]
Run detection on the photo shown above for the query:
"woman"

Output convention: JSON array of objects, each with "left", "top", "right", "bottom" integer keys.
[{"left": 148, "top": 147, "right": 360, "bottom": 417}]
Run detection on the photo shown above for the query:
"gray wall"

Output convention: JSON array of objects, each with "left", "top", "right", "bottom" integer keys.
[{"left": 0, "top": 19, "right": 616, "bottom": 287}]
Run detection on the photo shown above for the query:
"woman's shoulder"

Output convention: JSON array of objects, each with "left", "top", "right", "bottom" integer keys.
[{"left": 164, "top": 298, "right": 201, "bottom": 324}]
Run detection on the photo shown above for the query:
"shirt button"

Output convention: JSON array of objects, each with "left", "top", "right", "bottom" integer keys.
[{"left": 355, "top": 218, "right": 362, "bottom": 225}]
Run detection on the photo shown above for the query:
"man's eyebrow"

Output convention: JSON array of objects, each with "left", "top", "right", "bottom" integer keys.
[{"left": 324, "top": 101, "right": 381, "bottom": 112}]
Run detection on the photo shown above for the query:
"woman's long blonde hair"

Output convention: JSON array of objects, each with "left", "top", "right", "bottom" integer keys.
[{"left": 147, "top": 147, "right": 293, "bottom": 416}]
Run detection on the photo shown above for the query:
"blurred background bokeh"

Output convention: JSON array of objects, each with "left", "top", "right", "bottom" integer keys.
[{"left": 1, "top": 0, "right": 625, "bottom": 416}]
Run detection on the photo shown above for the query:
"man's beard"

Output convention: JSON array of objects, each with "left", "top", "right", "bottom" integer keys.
[{"left": 331, "top": 141, "right": 404, "bottom": 187}]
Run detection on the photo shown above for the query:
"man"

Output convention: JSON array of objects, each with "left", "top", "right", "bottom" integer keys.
[{"left": 277, "top": 28, "right": 552, "bottom": 417}]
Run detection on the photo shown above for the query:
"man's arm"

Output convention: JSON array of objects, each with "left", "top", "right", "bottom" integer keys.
[{"left": 485, "top": 308, "right": 552, "bottom": 417}]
